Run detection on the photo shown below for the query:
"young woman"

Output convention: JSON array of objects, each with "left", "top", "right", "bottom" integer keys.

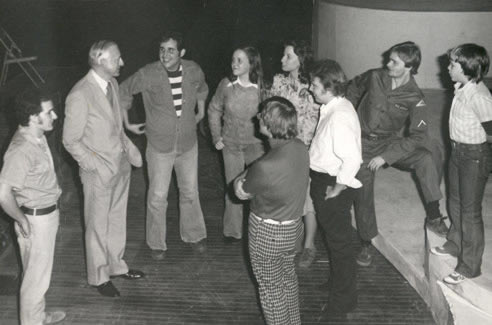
[
  {"left": 267, "top": 40, "right": 320, "bottom": 268},
  {"left": 208, "top": 46, "right": 264, "bottom": 242}
]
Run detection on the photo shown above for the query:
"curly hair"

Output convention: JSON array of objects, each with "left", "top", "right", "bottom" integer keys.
[{"left": 283, "top": 40, "right": 314, "bottom": 84}]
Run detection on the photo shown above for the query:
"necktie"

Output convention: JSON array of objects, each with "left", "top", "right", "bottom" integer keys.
[{"left": 106, "top": 83, "right": 113, "bottom": 107}]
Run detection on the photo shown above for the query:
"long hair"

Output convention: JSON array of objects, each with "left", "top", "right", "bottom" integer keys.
[
  {"left": 229, "top": 46, "right": 264, "bottom": 89},
  {"left": 283, "top": 40, "right": 314, "bottom": 84}
]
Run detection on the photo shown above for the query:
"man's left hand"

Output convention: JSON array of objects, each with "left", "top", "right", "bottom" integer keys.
[
  {"left": 195, "top": 112, "right": 204, "bottom": 123},
  {"left": 324, "top": 183, "right": 347, "bottom": 200},
  {"left": 368, "top": 156, "right": 386, "bottom": 171}
]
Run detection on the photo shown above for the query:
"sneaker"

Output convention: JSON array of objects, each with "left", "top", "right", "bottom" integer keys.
[
  {"left": 43, "top": 310, "right": 66, "bottom": 324},
  {"left": 151, "top": 249, "right": 166, "bottom": 261},
  {"left": 443, "top": 271, "right": 466, "bottom": 284},
  {"left": 356, "top": 246, "right": 372, "bottom": 267},
  {"left": 298, "top": 247, "right": 317, "bottom": 268},
  {"left": 426, "top": 217, "right": 449, "bottom": 238},
  {"left": 430, "top": 245, "right": 456, "bottom": 257}
]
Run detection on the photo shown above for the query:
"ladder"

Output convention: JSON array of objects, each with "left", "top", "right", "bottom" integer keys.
[{"left": 0, "top": 26, "right": 45, "bottom": 88}]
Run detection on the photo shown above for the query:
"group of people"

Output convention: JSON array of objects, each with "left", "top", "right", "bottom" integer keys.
[{"left": 0, "top": 29, "right": 490, "bottom": 325}]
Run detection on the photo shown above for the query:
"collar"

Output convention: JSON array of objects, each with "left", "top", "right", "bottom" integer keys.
[
  {"left": 454, "top": 80, "right": 477, "bottom": 100},
  {"left": 18, "top": 126, "right": 44, "bottom": 146},
  {"left": 319, "top": 96, "right": 343, "bottom": 117},
  {"left": 91, "top": 69, "right": 109, "bottom": 94},
  {"left": 268, "top": 138, "right": 291, "bottom": 149},
  {"left": 229, "top": 78, "right": 258, "bottom": 89}
]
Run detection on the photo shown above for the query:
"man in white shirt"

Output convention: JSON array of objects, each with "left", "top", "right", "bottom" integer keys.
[{"left": 309, "top": 59, "right": 362, "bottom": 314}]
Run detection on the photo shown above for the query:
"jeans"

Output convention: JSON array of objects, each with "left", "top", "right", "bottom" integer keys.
[
  {"left": 16, "top": 209, "right": 59, "bottom": 325},
  {"left": 310, "top": 170, "right": 357, "bottom": 310},
  {"left": 222, "top": 142, "right": 264, "bottom": 238},
  {"left": 248, "top": 213, "right": 302, "bottom": 325},
  {"left": 447, "top": 141, "right": 491, "bottom": 278},
  {"left": 146, "top": 142, "right": 206, "bottom": 251},
  {"left": 354, "top": 138, "right": 443, "bottom": 241}
]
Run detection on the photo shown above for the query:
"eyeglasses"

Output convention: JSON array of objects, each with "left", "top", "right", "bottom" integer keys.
[{"left": 159, "top": 47, "right": 177, "bottom": 55}]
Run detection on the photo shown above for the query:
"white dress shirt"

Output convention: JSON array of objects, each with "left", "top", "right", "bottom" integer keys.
[{"left": 309, "top": 96, "right": 362, "bottom": 188}]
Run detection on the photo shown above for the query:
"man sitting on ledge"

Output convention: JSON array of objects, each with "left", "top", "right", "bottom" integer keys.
[{"left": 346, "top": 41, "right": 447, "bottom": 267}]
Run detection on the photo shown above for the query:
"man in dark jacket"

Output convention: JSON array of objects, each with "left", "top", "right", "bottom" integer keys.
[{"left": 346, "top": 41, "right": 446, "bottom": 267}]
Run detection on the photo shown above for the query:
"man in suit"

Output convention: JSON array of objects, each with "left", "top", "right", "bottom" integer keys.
[{"left": 63, "top": 40, "right": 144, "bottom": 297}]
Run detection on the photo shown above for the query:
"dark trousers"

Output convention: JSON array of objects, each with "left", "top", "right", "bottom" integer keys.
[
  {"left": 310, "top": 170, "right": 357, "bottom": 309},
  {"left": 447, "top": 141, "right": 491, "bottom": 278},
  {"left": 354, "top": 138, "right": 443, "bottom": 241}
]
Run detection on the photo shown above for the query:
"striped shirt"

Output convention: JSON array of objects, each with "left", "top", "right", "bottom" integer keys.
[
  {"left": 168, "top": 65, "right": 183, "bottom": 117},
  {"left": 449, "top": 81, "right": 492, "bottom": 144}
]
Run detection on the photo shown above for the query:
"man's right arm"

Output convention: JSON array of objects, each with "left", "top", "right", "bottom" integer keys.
[
  {"left": 345, "top": 70, "right": 371, "bottom": 109},
  {"left": 62, "top": 91, "right": 97, "bottom": 171},
  {"left": 0, "top": 183, "right": 30, "bottom": 238},
  {"left": 119, "top": 69, "right": 146, "bottom": 134}
]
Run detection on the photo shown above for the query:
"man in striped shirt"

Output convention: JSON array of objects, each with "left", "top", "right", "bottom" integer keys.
[{"left": 120, "top": 31, "right": 208, "bottom": 261}]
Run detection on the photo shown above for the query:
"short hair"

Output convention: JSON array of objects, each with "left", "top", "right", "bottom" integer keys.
[
  {"left": 160, "top": 31, "right": 184, "bottom": 51},
  {"left": 389, "top": 41, "right": 421, "bottom": 75},
  {"left": 449, "top": 43, "right": 490, "bottom": 82},
  {"left": 88, "top": 40, "right": 118, "bottom": 68},
  {"left": 258, "top": 96, "right": 297, "bottom": 140},
  {"left": 310, "top": 59, "right": 347, "bottom": 97},
  {"left": 15, "top": 87, "right": 52, "bottom": 127},
  {"left": 283, "top": 40, "right": 314, "bottom": 84}
]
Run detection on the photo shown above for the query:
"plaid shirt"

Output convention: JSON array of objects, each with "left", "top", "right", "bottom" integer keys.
[{"left": 449, "top": 81, "right": 492, "bottom": 144}]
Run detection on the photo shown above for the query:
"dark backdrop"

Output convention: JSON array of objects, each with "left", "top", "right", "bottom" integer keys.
[{"left": 0, "top": 0, "right": 312, "bottom": 89}]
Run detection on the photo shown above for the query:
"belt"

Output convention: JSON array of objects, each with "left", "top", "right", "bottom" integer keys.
[
  {"left": 362, "top": 133, "right": 393, "bottom": 141},
  {"left": 251, "top": 212, "right": 299, "bottom": 225},
  {"left": 450, "top": 140, "right": 489, "bottom": 149},
  {"left": 20, "top": 204, "right": 57, "bottom": 216}
]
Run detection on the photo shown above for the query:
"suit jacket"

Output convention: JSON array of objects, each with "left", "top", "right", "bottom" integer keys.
[{"left": 63, "top": 71, "right": 142, "bottom": 186}]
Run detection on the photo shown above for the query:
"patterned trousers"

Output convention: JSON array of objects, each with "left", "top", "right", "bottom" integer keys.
[{"left": 248, "top": 213, "right": 303, "bottom": 325}]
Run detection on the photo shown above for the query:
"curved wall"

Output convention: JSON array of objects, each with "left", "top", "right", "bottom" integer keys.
[{"left": 314, "top": 2, "right": 492, "bottom": 88}]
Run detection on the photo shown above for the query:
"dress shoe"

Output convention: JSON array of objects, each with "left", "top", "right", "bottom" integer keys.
[
  {"left": 96, "top": 281, "right": 120, "bottom": 297},
  {"left": 151, "top": 249, "right": 166, "bottom": 261},
  {"left": 322, "top": 297, "right": 357, "bottom": 315},
  {"left": 223, "top": 236, "right": 241, "bottom": 244},
  {"left": 356, "top": 245, "right": 372, "bottom": 267},
  {"left": 43, "top": 310, "right": 66, "bottom": 324},
  {"left": 190, "top": 239, "right": 207, "bottom": 253},
  {"left": 110, "top": 269, "right": 145, "bottom": 280}
]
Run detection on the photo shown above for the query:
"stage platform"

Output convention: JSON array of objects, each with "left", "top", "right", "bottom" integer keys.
[{"left": 368, "top": 158, "right": 492, "bottom": 325}]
